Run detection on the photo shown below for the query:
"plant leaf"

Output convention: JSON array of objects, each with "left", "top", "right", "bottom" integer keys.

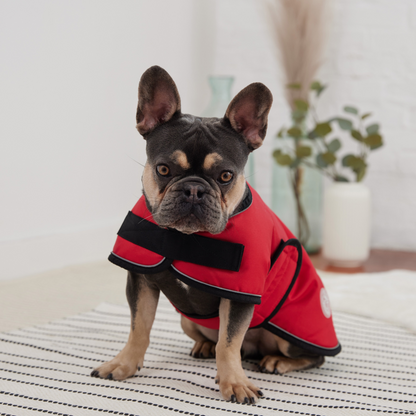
[
  {"left": 316, "top": 153, "right": 329, "bottom": 168},
  {"left": 364, "top": 134, "right": 383, "bottom": 148},
  {"left": 342, "top": 155, "right": 367, "bottom": 181},
  {"left": 366, "top": 123, "right": 379, "bottom": 135},
  {"left": 335, "top": 175, "right": 349, "bottom": 182},
  {"left": 287, "top": 126, "right": 303, "bottom": 138},
  {"left": 321, "top": 151, "right": 337, "bottom": 165},
  {"left": 342, "top": 154, "right": 363, "bottom": 168},
  {"left": 274, "top": 151, "right": 293, "bottom": 166},
  {"left": 356, "top": 166, "right": 367, "bottom": 182},
  {"left": 287, "top": 83, "right": 301, "bottom": 90},
  {"left": 351, "top": 129, "right": 363, "bottom": 142},
  {"left": 310, "top": 81, "right": 326, "bottom": 96},
  {"left": 294, "top": 99, "right": 309, "bottom": 112},
  {"left": 292, "top": 109, "right": 306, "bottom": 123},
  {"left": 344, "top": 106, "right": 358, "bottom": 115},
  {"left": 314, "top": 122, "right": 332, "bottom": 137},
  {"left": 361, "top": 112, "right": 372, "bottom": 120},
  {"left": 276, "top": 128, "right": 285, "bottom": 138},
  {"left": 296, "top": 145, "right": 312, "bottom": 158},
  {"left": 342, "top": 154, "right": 354, "bottom": 167},
  {"left": 369, "top": 141, "right": 383, "bottom": 150},
  {"left": 310, "top": 81, "right": 322, "bottom": 91},
  {"left": 327, "top": 138, "right": 341, "bottom": 153},
  {"left": 337, "top": 118, "right": 353, "bottom": 130},
  {"left": 317, "top": 86, "right": 326, "bottom": 96},
  {"left": 352, "top": 157, "right": 366, "bottom": 169}
]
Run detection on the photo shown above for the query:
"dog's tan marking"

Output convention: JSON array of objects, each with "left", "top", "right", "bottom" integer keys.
[
  {"left": 215, "top": 299, "right": 261, "bottom": 403},
  {"left": 170, "top": 150, "right": 190, "bottom": 170},
  {"left": 92, "top": 284, "right": 159, "bottom": 380},
  {"left": 224, "top": 174, "right": 246, "bottom": 216},
  {"left": 142, "top": 163, "right": 161, "bottom": 208},
  {"left": 181, "top": 316, "right": 217, "bottom": 358},
  {"left": 203, "top": 152, "right": 223, "bottom": 170},
  {"left": 259, "top": 355, "right": 324, "bottom": 375}
]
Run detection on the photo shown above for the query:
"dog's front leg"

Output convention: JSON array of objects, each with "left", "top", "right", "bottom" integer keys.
[
  {"left": 215, "top": 299, "right": 262, "bottom": 404},
  {"left": 91, "top": 271, "right": 159, "bottom": 380}
]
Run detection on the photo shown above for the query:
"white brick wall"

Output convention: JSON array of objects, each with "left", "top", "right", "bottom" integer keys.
[
  {"left": 214, "top": 0, "right": 416, "bottom": 251},
  {"left": 1, "top": 0, "right": 414, "bottom": 280}
]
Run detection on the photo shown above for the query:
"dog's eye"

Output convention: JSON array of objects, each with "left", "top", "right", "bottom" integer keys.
[
  {"left": 156, "top": 165, "right": 170, "bottom": 176},
  {"left": 218, "top": 171, "right": 233, "bottom": 184}
]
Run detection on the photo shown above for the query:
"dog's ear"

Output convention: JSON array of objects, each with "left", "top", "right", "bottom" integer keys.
[
  {"left": 136, "top": 66, "right": 181, "bottom": 136},
  {"left": 225, "top": 83, "right": 273, "bottom": 150}
]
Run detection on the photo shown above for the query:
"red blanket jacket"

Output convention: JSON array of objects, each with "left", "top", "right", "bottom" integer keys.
[{"left": 109, "top": 185, "right": 341, "bottom": 357}]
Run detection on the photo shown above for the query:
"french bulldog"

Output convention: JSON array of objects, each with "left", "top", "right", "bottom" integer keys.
[{"left": 91, "top": 66, "right": 340, "bottom": 404}]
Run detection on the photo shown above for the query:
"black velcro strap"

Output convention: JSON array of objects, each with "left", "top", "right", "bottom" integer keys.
[{"left": 117, "top": 212, "right": 244, "bottom": 272}]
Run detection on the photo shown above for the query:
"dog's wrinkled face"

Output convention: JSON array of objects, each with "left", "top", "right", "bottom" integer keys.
[
  {"left": 136, "top": 66, "right": 273, "bottom": 235},
  {"left": 143, "top": 116, "right": 249, "bottom": 234}
]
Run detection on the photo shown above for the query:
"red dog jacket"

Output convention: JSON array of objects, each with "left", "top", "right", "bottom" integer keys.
[{"left": 109, "top": 185, "right": 341, "bottom": 356}]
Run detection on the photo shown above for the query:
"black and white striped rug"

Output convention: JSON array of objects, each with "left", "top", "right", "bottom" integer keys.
[{"left": 1, "top": 296, "right": 415, "bottom": 415}]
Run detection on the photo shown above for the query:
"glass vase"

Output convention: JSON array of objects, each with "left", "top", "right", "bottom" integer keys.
[
  {"left": 201, "top": 76, "right": 255, "bottom": 188},
  {"left": 201, "top": 76, "right": 234, "bottom": 118},
  {"left": 271, "top": 139, "right": 323, "bottom": 254}
]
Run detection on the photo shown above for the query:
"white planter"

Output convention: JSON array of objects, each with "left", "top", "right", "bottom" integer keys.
[{"left": 322, "top": 182, "right": 371, "bottom": 267}]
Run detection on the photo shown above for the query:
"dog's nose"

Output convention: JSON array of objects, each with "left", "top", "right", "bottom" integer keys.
[{"left": 183, "top": 182, "right": 205, "bottom": 203}]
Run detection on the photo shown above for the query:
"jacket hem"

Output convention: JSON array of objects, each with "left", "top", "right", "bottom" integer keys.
[
  {"left": 108, "top": 252, "right": 173, "bottom": 274},
  {"left": 175, "top": 308, "right": 219, "bottom": 320},
  {"left": 263, "top": 321, "right": 342, "bottom": 357}
]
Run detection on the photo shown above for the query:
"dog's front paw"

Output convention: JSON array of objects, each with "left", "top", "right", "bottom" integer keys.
[
  {"left": 190, "top": 340, "right": 216, "bottom": 358},
  {"left": 215, "top": 368, "right": 263, "bottom": 404},
  {"left": 91, "top": 348, "right": 144, "bottom": 381}
]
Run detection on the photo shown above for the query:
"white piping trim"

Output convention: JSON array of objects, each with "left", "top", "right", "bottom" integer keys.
[
  {"left": 267, "top": 321, "right": 341, "bottom": 351},
  {"left": 171, "top": 265, "right": 261, "bottom": 298},
  {"left": 111, "top": 252, "right": 167, "bottom": 268}
]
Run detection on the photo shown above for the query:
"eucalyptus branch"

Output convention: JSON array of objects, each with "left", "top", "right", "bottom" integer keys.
[{"left": 273, "top": 81, "right": 383, "bottom": 247}]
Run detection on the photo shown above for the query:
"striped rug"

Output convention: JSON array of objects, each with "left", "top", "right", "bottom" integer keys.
[{"left": 0, "top": 295, "right": 415, "bottom": 416}]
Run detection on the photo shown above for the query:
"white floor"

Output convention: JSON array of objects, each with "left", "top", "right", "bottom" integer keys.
[
  {"left": 1, "top": 261, "right": 416, "bottom": 335},
  {"left": 0, "top": 261, "right": 127, "bottom": 333}
]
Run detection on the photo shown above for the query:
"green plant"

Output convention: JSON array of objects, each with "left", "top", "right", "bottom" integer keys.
[{"left": 273, "top": 81, "right": 383, "bottom": 182}]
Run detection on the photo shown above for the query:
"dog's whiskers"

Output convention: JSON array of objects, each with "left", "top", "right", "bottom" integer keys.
[
  {"left": 244, "top": 172, "right": 257, "bottom": 181},
  {"left": 135, "top": 213, "right": 156, "bottom": 225},
  {"left": 128, "top": 156, "right": 146, "bottom": 168}
]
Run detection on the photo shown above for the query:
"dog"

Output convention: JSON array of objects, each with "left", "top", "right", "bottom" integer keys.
[{"left": 91, "top": 66, "right": 341, "bottom": 404}]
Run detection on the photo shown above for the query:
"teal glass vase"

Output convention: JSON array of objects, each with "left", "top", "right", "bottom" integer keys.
[
  {"left": 201, "top": 76, "right": 234, "bottom": 118},
  {"left": 201, "top": 76, "right": 255, "bottom": 188},
  {"left": 271, "top": 139, "right": 323, "bottom": 254}
]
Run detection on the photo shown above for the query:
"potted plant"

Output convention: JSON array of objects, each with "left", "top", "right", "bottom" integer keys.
[
  {"left": 265, "top": 0, "right": 330, "bottom": 253},
  {"left": 273, "top": 81, "right": 383, "bottom": 266}
]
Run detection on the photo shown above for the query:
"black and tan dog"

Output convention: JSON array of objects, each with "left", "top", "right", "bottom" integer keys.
[{"left": 91, "top": 66, "right": 340, "bottom": 404}]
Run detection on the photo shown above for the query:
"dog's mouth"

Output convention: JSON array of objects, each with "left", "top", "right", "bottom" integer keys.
[
  {"left": 159, "top": 202, "right": 223, "bottom": 234},
  {"left": 167, "top": 213, "right": 207, "bottom": 234}
]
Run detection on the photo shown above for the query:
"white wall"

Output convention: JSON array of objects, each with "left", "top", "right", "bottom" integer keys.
[
  {"left": 1, "top": 0, "right": 415, "bottom": 281},
  {"left": 0, "top": 0, "right": 216, "bottom": 280},
  {"left": 214, "top": 0, "right": 416, "bottom": 252}
]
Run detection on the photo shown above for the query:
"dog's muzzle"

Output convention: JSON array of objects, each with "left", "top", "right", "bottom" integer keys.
[{"left": 154, "top": 177, "right": 225, "bottom": 234}]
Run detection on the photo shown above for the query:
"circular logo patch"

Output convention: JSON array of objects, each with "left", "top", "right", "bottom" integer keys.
[{"left": 320, "top": 288, "right": 332, "bottom": 319}]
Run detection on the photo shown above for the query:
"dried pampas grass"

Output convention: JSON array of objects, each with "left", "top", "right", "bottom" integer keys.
[{"left": 266, "top": 0, "right": 329, "bottom": 108}]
